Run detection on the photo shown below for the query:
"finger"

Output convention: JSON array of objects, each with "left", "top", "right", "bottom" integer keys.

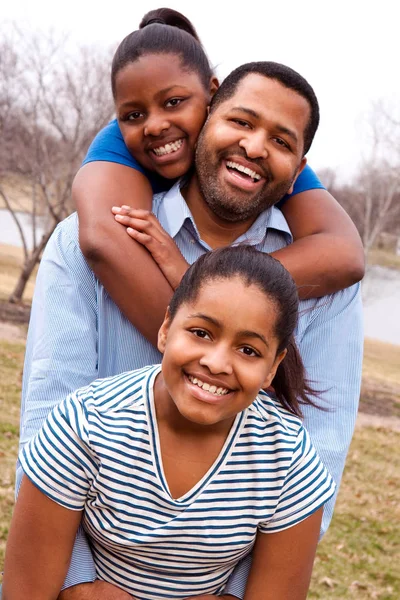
[
  {"left": 112, "top": 206, "right": 152, "bottom": 218},
  {"left": 126, "top": 228, "right": 157, "bottom": 249},
  {"left": 115, "top": 215, "right": 166, "bottom": 242}
]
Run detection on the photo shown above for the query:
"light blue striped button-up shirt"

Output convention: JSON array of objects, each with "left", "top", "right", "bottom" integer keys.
[{"left": 18, "top": 181, "right": 363, "bottom": 596}]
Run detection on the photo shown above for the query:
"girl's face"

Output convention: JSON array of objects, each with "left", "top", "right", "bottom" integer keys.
[
  {"left": 115, "top": 53, "right": 217, "bottom": 180},
  {"left": 157, "top": 277, "right": 287, "bottom": 428}
]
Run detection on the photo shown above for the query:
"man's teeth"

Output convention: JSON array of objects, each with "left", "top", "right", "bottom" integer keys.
[
  {"left": 188, "top": 376, "right": 230, "bottom": 396},
  {"left": 226, "top": 161, "right": 261, "bottom": 181},
  {"left": 153, "top": 139, "right": 183, "bottom": 156}
]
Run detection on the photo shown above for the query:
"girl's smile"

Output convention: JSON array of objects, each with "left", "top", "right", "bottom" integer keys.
[{"left": 156, "top": 276, "right": 286, "bottom": 431}]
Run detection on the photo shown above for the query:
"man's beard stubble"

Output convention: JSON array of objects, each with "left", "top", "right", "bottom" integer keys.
[{"left": 194, "top": 130, "right": 298, "bottom": 224}]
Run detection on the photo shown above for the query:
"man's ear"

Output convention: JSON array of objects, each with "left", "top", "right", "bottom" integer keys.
[
  {"left": 261, "top": 349, "right": 287, "bottom": 389},
  {"left": 157, "top": 308, "right": 171, "bottom": 354},
  {"left": 287, "top": 157, "right": 307, "bottom": 195}
]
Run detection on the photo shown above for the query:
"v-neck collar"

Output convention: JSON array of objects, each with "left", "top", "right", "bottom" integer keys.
[{"left": 144, "top": 366, "right": 246, "bottom": 506}]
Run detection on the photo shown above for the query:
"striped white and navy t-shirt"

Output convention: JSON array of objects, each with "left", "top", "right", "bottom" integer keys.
[{"left": 20, "top": 365, "right": 335, "bottom": 599}]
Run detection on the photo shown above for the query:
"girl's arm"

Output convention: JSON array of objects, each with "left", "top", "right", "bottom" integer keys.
[
  {"left": 74, "top": 162, "right": 174, "bottom": 347},
  {"left": 275, "top": 188, "right": 365, "bottom": 298},
  {"left": 3, "top": 476, "right": 82, "bottom": 600},
  {"left": 243, "top": 508, "right": 323, "bottom": 600}
]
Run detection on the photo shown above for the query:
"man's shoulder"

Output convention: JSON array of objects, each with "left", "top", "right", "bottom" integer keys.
[{"left": 50, "top": 212, "right": 79, "bottom": 246}]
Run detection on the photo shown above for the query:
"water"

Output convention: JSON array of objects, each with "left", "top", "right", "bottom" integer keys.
[
  {"left": 362, "top": 266, "right": 400, "bottom": 346},
  {"left": 1, "top": 208, "right": 400, "bottom": 346},
  {"left": 0, "top": 208, "right": 47, "bottom": 250}
]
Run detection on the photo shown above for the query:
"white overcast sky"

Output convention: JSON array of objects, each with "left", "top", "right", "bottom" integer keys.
[{"left": 2, "top": 0, "right": 397, "bottom": 181}]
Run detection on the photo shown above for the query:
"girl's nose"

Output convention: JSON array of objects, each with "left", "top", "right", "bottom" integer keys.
[
  {"left": 144, "top": 115, "right": 170, "bottom": 137},
  {"left": 199, "top": 346, "right": 233, "bottom": 375}
]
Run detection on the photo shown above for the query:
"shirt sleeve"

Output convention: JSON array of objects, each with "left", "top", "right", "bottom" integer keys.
[
  {"left": 259, "top": 427, "right": 335, "bottom": 533},
  {"left": 81, "top": 119, "right": 170, "bottom": 193},
  {"left": 20, "top": 391, "right": 97, "bottom": 510},
  {"left": 17, "top": 217, "right": 99, "bottom": 588},
  {"left": 82, "top": 119, "right": 146, "bottom": 173},
  {"left": 297, "top": 283, "right": 363, "bottom": 537},
  {"left": 277, "top": 164, "right": 325, "bottom": 208}
]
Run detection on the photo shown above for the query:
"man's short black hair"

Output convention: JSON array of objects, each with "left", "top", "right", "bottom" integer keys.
[{"left": 210, "top": 61, "right": 319, "bottom": 155}]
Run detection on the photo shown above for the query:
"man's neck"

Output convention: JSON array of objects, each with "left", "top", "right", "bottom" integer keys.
[{"left": 181, "top": 174, "right": 258, "bottom": 249}]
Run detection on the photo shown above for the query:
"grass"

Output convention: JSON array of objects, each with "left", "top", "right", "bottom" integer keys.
[
  {"left": 367, "top": 248, "right": 400, "bottom": 272},
  {"left": 0, "top": 243, "right": 37, "bottom": 303},
  {"left": 0, "top": 340, "right": 25, "bottom": 576},
  {"left": 0, "top": 336, "right": 399, "bottom": 597}
]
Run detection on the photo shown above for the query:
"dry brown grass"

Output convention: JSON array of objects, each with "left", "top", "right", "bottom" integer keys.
[{"left": 0, "top": 243, "right": 37, "bottom": 303}]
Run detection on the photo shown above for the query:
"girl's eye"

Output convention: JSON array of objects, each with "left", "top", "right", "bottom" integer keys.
[
  {"left": 190, "top": 328, "right": 211, "bottom": 340},
  {"left": 239, "top": 346, "right": 260, "bottom": 358},
  {"left": 165, "top": 98, "right": 183, "bottom": 108},
  {"left": 126, "top": 111, "right": 144, "bottom": 121}
]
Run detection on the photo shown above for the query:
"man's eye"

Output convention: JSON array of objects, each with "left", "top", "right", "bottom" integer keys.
[
  {"left": 190, "top": 328, "right": 211, "bottom": 340},
  {"left": 126, "top": 111, "right": 143, "bottom": 121},
  {"left": 232, "top": 119, "right": 250, "bottom": 128},
  {"left": 239, "top": 346, "right": 260, "bottom": 357},
  {"left": 166, "top": 98, "right": 183, "bottom": 108},
  {"left": 273, "top": 137, "right": 289, "bottom": 149}
]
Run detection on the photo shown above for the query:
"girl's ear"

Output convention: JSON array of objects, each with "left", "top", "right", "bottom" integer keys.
[
  {"left": 262, "top": 349, "right": 287, "bottom": 389},
  {"left": 209, "top": 75, "right": 219, "bottom": 98},
  {"left": 157, "top": 308, "right": 172, "bottom": 354}
]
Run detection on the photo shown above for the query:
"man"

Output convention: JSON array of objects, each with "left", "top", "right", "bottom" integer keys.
[{"left": 17, "top": 62, "right": 363, "bottom": 599}]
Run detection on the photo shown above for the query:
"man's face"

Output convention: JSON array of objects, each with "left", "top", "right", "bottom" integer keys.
[{"left": 194, "top": 74, "right": 309, "bottom": 223}]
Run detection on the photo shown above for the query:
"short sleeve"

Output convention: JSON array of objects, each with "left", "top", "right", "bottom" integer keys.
[
  {"left": 82, "top": 119, "right": 145, "bottom": 172},
  {"left": 259, "top": 426, "right": 336, "bottom": 533},
  {"left": 277, "top": 164, "right": 325, "bottom": 208},
  {"left": 19, "top": 391, "right": 98, "bottom": 511},
  {"left": 81, "top": 119, "right": 171, "bottom": 193}
]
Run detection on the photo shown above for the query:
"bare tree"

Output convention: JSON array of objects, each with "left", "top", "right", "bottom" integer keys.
[
  {"left": 0, "top": 24, "right": 115, "bottom": 302},
  {"left": 318, "top": 102, "right": 400, "bottom": 253},
  {"left": 354, "top": 101, "right": 400, "bottom": 252}
]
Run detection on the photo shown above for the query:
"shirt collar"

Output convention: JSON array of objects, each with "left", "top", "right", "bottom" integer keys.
[{"left": 155, "top": 178, "right": 293, "bottom": 244}]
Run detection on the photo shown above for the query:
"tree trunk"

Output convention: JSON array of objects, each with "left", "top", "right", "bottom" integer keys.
[{"left": 8, "top": 227, "right": 56, "bottom": 303}]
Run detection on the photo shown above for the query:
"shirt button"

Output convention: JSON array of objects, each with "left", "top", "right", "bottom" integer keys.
[{"left": 190, "top": 239, "right": 195, "bottom": 244}]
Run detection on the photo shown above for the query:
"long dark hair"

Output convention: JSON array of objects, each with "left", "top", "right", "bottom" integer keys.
[
  {"left": 111, "top": 8, "right": 213, "bottom": 97},
  {"left": 169, "top": 246, "right": 317, "bottom": 417}
]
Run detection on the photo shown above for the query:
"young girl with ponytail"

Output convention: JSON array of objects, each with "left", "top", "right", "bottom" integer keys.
[{"left": 5, "top": 246, "right": 335, "bottom": 600}]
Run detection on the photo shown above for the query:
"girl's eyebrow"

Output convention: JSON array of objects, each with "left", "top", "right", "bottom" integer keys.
[
  {"left": 156, "top": 85, "right": 191, "bottom": 97},
  {"left": 187, "top": 313, "right": 269, "bottom": 348}
]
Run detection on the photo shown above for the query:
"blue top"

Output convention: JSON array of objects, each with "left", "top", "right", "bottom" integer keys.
[
  {"left": 19, "top": 180, "right": 363, "bottom": 596},
  {"left": 20, "top": 364, "right": 335, "bottom": 599},
  {"left": 82, "top": 119, "right": 325, "bottom": 203}
]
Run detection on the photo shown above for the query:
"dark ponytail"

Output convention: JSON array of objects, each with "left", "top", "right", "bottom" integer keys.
[
  {"left": 169, "top": 246, "right": 319, "bottom": 417},
  {"left": 139, "top": 8, "right": 202, "bottom": 43},
  {"left": 271, "top": 338, "right": 318, "bottom": 417},
  {"left": 111, "top": 8, "right": 213, "bottom": 97}
]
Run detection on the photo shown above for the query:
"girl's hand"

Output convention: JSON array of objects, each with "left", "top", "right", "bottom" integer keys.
[{"left": 112, "top": 205, "right": 189, "bottom": 290}]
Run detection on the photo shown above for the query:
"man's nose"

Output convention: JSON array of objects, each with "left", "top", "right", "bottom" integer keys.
[
  {"left": 239, "top": 131, "right": 268, "bottom": 159},
  {"left": 144, "top": 114, "right": 170, "bottom": 137},
  {"left": 199, "top": 345, "right": 233, "bottom": 375}
]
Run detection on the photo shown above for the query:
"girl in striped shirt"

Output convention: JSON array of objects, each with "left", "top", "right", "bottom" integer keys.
[{"left": 5, "top": 246, "right": 335, "bottom": 600}]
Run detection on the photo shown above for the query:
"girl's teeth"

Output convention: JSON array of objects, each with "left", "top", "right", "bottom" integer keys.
[
  {"left": 188, "top": 376, "right": 229, "bottom": 396},
  {"left": 153, "top": 139, "right": 183, "bottom": 156}
]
